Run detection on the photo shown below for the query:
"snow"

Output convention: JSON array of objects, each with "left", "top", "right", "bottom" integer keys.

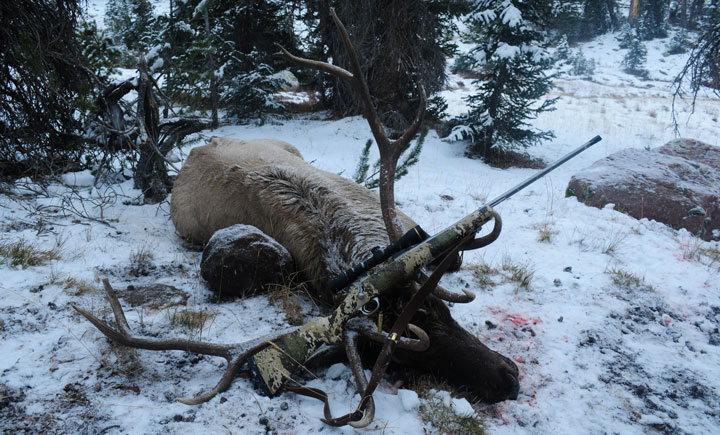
[
  {"left": 500, "top": 2, "right": 522, "bottom": 27},
  {"left": 3, "top": 4, "right": 720, "bottom": 434}
]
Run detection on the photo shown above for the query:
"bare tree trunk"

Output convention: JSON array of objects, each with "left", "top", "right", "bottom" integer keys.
[
  {"left": 688, "top": 0, "right": 705, "bottom": 28},
  {"left": 679, "top": 0, "right": 688, "bottom": 27},
  {"left": 134, "top": 57, "right": 166, "bottom": 203},
  {"left": 163, "top": 0, "right": 175, "bottom": 118},
  {"left": 629, "top": 0, "right": 642, "bottom": 21},
  {"left": 203, "top": 8, "right": 219, "bottom": 129},
  {"left": 606, "top": 0, "right": 618, "bottom": 28}
]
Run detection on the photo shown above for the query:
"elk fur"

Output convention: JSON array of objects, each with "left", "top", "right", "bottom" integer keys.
[{"left": 170, "top": 137, "right": 416, "bottom": 302}]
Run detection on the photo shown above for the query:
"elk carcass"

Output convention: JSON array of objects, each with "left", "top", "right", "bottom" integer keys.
[{"left": 169, "top": 136, "right": 520, "bottom": 403}]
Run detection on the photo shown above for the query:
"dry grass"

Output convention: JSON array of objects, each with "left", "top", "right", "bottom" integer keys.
[
  {"left": 501, "top": 255, "right": 535, "bottom": 291},
  {"left": 683, "top": 238, "right": 720, "bottom": 268},
  {"left": 61, "top": 277, "right": 97, "bottom": 296},
  {"left": 267, "top": 278, "right": 309, "bottom": 326},
  {"left": 534, "top": 222, "right": 558, "bottom": 243},
  {"left": 698, "top": 245, "right": 720, "bottom": 267},
  {"left": 169, "top": 308, "right": 217, "bottom": 337},
  {"left": 129, "top": 244, "right": 154, "bottom": 266},
  {"left": 466, "top": 261, "right": 499, "bottom": 288},
  {"left": 467, "top": 257, "right": 535, "bottom": 291},
  {"left": 412, "top": 376, "right": 486, "bottom": 435},
  {"left": 606, "top": 267, "right": 655, "bottom": 292},
  {"left": 601, "top": 231, "right": 628, "bottom": 256},
  {"left": 0, "top": 239, "right": 62, "bottom": 268}
]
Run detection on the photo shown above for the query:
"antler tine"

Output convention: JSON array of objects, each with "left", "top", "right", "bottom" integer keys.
[
  {"left": 347, "top": 317, "right": 430, "bottom": 352},
  {"left": 327, "top": 8, "right": 391, "bottom": 150},
  {"left": 101, "top": 278, "right": 131, "bottom": 333},
  {"left": 73, "top": 279, "right": 291, "bottom": 404},
  {"left": 344, "top": 326, "right": 375, "bottom": 428},
  {"left": 433, "top": 285, "right": 476, "bottom": 304},
  {"left": 274, "top": 43, "right": 354, "bottom": 84},
  {"left": 414, "top": 272, "right": 476, "bottom": 304}
]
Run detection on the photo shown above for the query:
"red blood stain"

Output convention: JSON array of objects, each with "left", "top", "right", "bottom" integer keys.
[{"left": 506, "top": 313, "right": 529, "bottom": 326}]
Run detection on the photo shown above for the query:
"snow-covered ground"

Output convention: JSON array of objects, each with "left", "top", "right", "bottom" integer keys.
[{"left": 2, "top": 8, "right": 720, "bottom": 434}]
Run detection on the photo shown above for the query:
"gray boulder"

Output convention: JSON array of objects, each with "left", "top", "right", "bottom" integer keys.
[
  {"left": 201, "top": 224, "right": 294, "bottom": 297},
  {"left": 567, "top": 138, "right": 720, "bottom": 241}
]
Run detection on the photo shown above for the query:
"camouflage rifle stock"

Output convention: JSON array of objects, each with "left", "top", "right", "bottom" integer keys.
[{"left": 249, "top": 135, "right": 602, "bottom": 396}]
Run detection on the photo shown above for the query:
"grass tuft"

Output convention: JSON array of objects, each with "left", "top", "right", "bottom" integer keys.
[
  {"left": 601, "top": 231, "right": 628, "bottom": 255},
  {"left": 466, "top": 261, "right": 499, "bottom": 288},
  {"left": 412, "top": 376, "right": 486, "bottom": 435},
  {"left": 129, "top": 244, "right": 154, "bottom": 266},
  {"left": 534, "top": 222, "right": 558, "bottom": 243},
  {"left": 169, "top": 308, "right": 216, "bottom": 337},
  {"left": 606, "top": 267, "right": 654, "bottom": 291},
  {"left": 61, "top": 277, "right": 97, "bottom": 296},
  {"left": 267, "top": 276, "right": 309, "bottom": 326},
  {"left": 0, "top": 239, "right": 61, "bottom": 268},
  {"left": 501, "top": 255, "right": 535, "bottom": 291}
]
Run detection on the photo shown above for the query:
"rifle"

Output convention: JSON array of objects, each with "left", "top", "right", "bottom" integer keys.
[{"left": 249, "top": 135, "right": 602, "bottom": 408}]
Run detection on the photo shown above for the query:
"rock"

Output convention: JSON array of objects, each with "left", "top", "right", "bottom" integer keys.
[
  {"left": 567, "top": 138, "right": 720, "bottom": 241},
  {"left": 201, "top": 224, "right": 293, "bottom": 297}
]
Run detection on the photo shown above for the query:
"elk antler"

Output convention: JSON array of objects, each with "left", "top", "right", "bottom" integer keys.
[
  {"left": 72, "top": 279, "right": 293, "bottom": 404},
  {"left": 276, "top": 7, "right": 427, "bottom": 242},
  {"left": 346, "top": 317, "right": 430, "bottom": 352}
]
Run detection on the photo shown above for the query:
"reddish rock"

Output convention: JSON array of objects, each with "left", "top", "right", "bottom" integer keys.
[
  {"left": 567, "top": 138, "right": 720, "bottom": 241},
  {"left": 201, "top": 224, "right": 294, "bottom": 297}
]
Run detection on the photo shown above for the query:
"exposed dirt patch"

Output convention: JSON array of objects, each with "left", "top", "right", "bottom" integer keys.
[{"left": 120, "top": 283, "right": 189, "bottom": 309}]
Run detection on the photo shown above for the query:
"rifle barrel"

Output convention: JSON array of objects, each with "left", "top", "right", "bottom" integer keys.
[{"left": 488, "top": 135, "right": 601, "bottom": 208}]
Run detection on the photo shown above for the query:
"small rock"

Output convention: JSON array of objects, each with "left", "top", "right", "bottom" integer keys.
[
  {"left": 280, "top": 402, "right": 289, "bottom": 411},
  {"left": 553, "top": 279, "right": 562, "bottom": 287},
  {"left": 485, "top": 320, "right": 497, "bottom": 329},
  {"left": 557, "top": 316, "right": 564, "bottom": 323},
  {"left": 259, "top": 416, "right": 269, "bottom": 425},
  {"left": 563, "top": 266, "right": 572, "bottom": 273},
  {"left": 440, "top": 194, "right": 454, "bottom": 201},
  {"left": 172, "top": 415, "right": 184, "bottom": 422}
]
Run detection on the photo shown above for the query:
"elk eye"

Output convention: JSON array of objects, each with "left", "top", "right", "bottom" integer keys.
[{"left": 413, "top": 308, "right": 428, "bottom": 324}]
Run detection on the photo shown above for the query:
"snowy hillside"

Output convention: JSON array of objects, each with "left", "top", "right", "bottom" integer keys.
[{"left": 2, "top": 5, "right": 720, "bottom": 435}]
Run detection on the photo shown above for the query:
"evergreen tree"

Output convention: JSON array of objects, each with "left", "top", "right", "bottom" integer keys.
[
  {"left": 555, "top": 34, "right": 572, "bottom": 62},
  {"left": 666, "top": 28, "right": 691, "bottom": 54},
  {"left": 622, "top": 28, "right": 649, "bottom": 77},
  {"left": 105, "top": 0, "right": 158, "bottom": 54},
  {"left": 548, "top": 0, "right": 584, "bottom": 43},
  {"left": 302, "top": 0, "right": 469, "bottom": 133},
  {"left": 454, "top": 0, "right": 557, "bottom": 157},
  {"left": 580, "top": 0, "right": 618, "bottom": 38},
  {"left": 155, "top": 0, "right": 295, "bottom": 123},
  {"left": 0, "top": 0, "right": 95, "bottom": 178},
  {"left": 617, "top": 23, "right": 635, "bottom": 49},
  {"left": 640, "top": 0, "right": 670, "bottom": 39},
  {"left": 77, "top": 20, "right": 121, "bottom": 82},
  {"left": 570, "top": 49, "right": 596, "bottom": 78}
]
